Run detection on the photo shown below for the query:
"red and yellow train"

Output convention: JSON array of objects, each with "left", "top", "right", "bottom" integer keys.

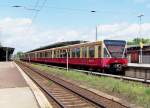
[{"left": 21, "top": 40, "right": 128, "bottom": 74}]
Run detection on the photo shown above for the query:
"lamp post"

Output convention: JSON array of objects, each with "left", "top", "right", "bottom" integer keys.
[
  {"left": 96, "top": 25, "right": 98, "bottom": 41},
  {"left": 91, "top": 10, "right": 99, "bottom": 41},
  {"left": 66, "top": 50, "right": 69, "bottom": 72},
  {"left": 137, "top": 14, "right": 144, "bottom": 63},
  {"left": 12, "top": 5, "right": 40, "bottom": 11},
  {"left": 6, "top": 47, "right": 8, "bottom": 62}
]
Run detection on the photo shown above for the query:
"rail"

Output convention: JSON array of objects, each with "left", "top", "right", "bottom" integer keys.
[
  {"left": 16, "top": 61, "right": 133, "bottom": 108},
  {"left": 32, "top": 63, "right": 150, "bottom": 84}
]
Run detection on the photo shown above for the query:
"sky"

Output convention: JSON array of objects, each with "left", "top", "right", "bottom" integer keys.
[{"left": 0, "top": 0, "right": 150, "bottom": 53}]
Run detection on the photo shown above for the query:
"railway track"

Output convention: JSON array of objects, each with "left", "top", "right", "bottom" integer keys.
[
  {"left": 17, "top": 62, "right": 99, "bottom": 108},
  {"left": 35, "top": 63, "right": 150, "bottom": 84},
  {"left": 16, "top": 61, "right": 131, "bottom": 108}
]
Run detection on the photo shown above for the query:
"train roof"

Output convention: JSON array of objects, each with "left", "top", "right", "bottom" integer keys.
[
  {"left": 26, "top": 40, "right": 126, "bottom": 54},
  {"left": 127, "top": 44, "right": 150, "bottom": 52},
  {"left": 28, "top": 40, "right": 88, "bottom": 53},
  {"left": 127, "top": 44, "right": 150, "bottom": 48}
]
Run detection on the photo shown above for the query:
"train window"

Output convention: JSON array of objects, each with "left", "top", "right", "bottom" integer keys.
[
  {"left": 60, "top": 50, "right": 63, "bottom": 58},
  {"left": 26, "top": 54, "right": 28, "bottom": 58},
  {"left": 76, "top": 48, "right": 80, "bottom": 58},
  {"left": 89, "top": 46, "right": 95, "bottom": 58},
  {"left": 69, "top": 49, "right": 72, "bottom": 58},
  {"left": 60, "top": 50, "right": 67, "bottom": 58},
  {"left": 55, "top": 50, "right": 58, "bottom": 58},
  {"left": 32, "top": 53, "right": 34, "bottom": 58},
  {"left": 47, "top": 51, "right": 49, "bottom": 58},
  {"left": 37, "top": 53, "right": 38, "bottom": 58},
  {"left": 104, "top": 48, "right": 110, "bottom": 58},
  {"left": 57, "top": 50, "right": 59, "bottom": 58},
  {"left": 43, "top": 52, "right": 45, "bottom": 58},
  {"left": 45, "top": 51, "right": 48, "bottom": 58},
  {"left": 54, "top": 50, "right": 56, "bottom": 58},
  {"left": 82, "top": 47, "right": 87, "bottom": 58},
  {"left": 63, "top": 50, "right": 67, "bottom": 58},
  {"left": 37, "top": 53, "right": 39, "bottom": 58},
  {"left": 53, "top": 51, "right": 55, "bottom": 58},
  {"left": 40, "top": 53, "right": 42, "bottom": 58},
  {"left": 32, "top": 54, "right": 33, "bottom": 58},
  {"left": 67, "top": 49, "right": 70, "bottom": 58},
  {"left": 30, "top": 54, "right": 31, "bottom": 58},
  {"left": 35, "top": 53, "right": 37, "bottom": 58},
  {"left": 34, "top": 53, "right": 35, "bottom": 58},
  {"left": 72, "top": 48, "right": 76, "bottom": 58},
  {"left": 56, "top": 50, "right": 59, "bottom": 58},
  {"left": 98, "top": 46, "right": 101, "bottom": 58},
  {"left": 55, "top": 50, "right": 57, "bottom": 58},
  {"left": 58, "top": 50, "right": 61, "bottom": 58},
  {"left": 49, "top": 51, "right": 51, "bottom": 58},
  {"left": 32, "top": 53, "right": 33, "bottom": 58},
  {"left": 42, "top": 52, "right": 44, "bottom": 58},
  {"left": 50, "top": 50, "right": 52, "bottom": 58}
]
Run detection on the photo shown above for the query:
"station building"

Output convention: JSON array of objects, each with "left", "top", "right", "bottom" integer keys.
[
  {"left": 127, "top": 44, "right": 150, "bottom": 64},
  {"left": 0, "top": 46, "right": 14, "bottom": 61}
]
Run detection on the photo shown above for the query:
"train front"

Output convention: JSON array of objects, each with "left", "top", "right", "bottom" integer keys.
[{"left": 102, "top": 40, "right": 128, "bottom": 73}]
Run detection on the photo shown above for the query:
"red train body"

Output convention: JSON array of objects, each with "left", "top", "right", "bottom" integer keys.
[{"left": 21, "top": 40, "right": 128, "bottom": 73}]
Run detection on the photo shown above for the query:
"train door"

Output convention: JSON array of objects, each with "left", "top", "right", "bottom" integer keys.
[{"left": 131, "top": 52, "right": 139, "bottom": 63}]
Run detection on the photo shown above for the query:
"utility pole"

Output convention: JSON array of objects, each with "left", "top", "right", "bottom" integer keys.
[
  {"left": 28, "top": 54, "right": 30, "bottom": 63},
  {"left": 66, "top": 50, "right": 69, "bottom": 72},
  {"left": 96, "top": 25, "right": 98, "bottom": 41},
  {"left": 6, "top": 47, "right": 8, "bottom": 62},
  {"left": 138, "top": 14, "right": 144, "bottom": 63},
  {"left": 90, "top": 10, "right": 98, "bottom": 41}
]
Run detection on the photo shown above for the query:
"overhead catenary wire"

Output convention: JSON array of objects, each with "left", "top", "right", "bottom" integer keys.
[
  {"left": 31, "top": 0, "right": 48, "bottom": 24},
  {"left": 24, "top": 0, "right": 47, "bottom": 34}
]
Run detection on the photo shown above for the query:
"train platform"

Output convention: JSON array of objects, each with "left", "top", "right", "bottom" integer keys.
[
  {"left": 128, "top": 63, "right": 150, "bottom": 68},
  {"left": 0, "top": 62, "right": 52, "bottom": 108}
]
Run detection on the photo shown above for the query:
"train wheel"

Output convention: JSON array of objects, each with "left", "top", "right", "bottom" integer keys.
[{"left": 109, "top": 64, "right": 123, "bottom": 75}]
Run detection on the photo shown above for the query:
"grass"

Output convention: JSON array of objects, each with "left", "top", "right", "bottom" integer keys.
[
  {"left": 48, "top": 80, "right": 53, "bottom": 86},
  {"left": 31, "top": 63, "right": 150, "bottom": 108}
]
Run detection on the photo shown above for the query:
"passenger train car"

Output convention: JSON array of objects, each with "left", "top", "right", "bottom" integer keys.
[{"left": 21, "top": 40, "right": 128, "bottom": 74}]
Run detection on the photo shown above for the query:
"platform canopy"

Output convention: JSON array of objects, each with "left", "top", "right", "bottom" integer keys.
[
  {"left": 128, "top": 44, "right": 150, "bottom": 52},
  {"left": 0, "top": 47, "right": 15, "bottom": 61},
  {"left": 28, "top": 40, "right": 87, "bottom": 53}
]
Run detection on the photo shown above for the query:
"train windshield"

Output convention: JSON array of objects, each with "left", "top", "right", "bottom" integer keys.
[{"left": 104, "top": 40, "right": 126, "bottom": 58}]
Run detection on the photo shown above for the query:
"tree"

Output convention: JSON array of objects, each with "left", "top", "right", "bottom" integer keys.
[
  {"left": 14, "top": 52, "right": 24, "bottom": 60},
  {"left": 128, "top": 38, "right": 150, "bottom": 45},
  {"left": 0, "top": 42, "right": 2, "bottom": 47}
]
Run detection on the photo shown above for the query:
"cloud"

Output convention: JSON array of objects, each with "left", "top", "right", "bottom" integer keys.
[
  {"left": 0, "top": 17, "right": 95, "bottom": 53},
  {"left": 0, "top": 17, "right": 150, "bottom": 53},
  {"left": 98, "top": 23, "right": 150, "bottom": 40}
]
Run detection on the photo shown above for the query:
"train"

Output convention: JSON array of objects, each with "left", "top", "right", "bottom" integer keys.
[{"left": 20, "top": 40, "right": 128, "bottom": 74}]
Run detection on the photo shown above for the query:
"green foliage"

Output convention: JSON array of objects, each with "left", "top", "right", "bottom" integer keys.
[
  {"left": 15, "top": 52, "right": 24, "bottom": 59},
  {"left": 0, "top": 42, "right": 2, "bottom": 47},
  {"left": 128, "top": 38, "right": 150, "bottom": 45},
  {"left": 31, "top": 63, "right": 150, "bottom": 108}
]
